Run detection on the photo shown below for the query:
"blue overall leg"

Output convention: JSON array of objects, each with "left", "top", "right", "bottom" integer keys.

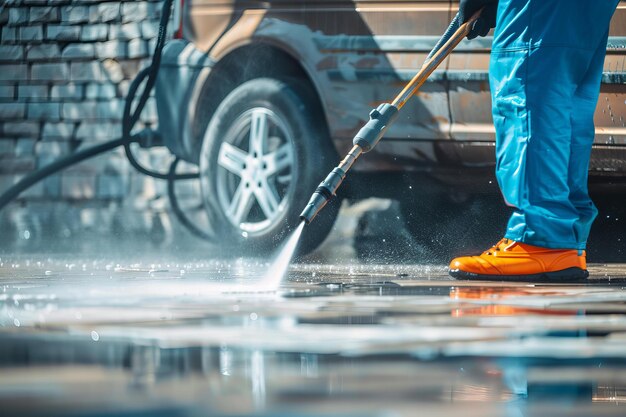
[{"left": 489, "top": 0, "right": 619, "bottom": 250}]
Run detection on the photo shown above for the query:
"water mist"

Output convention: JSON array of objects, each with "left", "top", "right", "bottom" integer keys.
[{"left": 259, "top": 221, "right": 305, "bottom": 289}]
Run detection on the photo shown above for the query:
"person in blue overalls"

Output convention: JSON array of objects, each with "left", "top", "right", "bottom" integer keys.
[{"left": 449, "top": 0, "right": 620, "bottom": 281}]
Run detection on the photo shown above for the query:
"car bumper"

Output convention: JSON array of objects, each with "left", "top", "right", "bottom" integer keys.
[{"left": 155, "top": 40, "right": 214, "bottom": 161}]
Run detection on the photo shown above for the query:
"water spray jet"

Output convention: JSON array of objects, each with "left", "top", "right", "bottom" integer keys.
[{"left": 260, "top": 221, "right": 306, "bottom": 290}]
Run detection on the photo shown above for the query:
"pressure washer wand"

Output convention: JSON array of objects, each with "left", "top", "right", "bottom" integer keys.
[{"left": 300, "top": 10, "right": 483, "bottom": 225}]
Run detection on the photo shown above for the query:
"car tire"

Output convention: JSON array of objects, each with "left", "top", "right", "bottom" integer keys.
[{"left": 199, "top": 78, "right": 340, "bottom": 255}]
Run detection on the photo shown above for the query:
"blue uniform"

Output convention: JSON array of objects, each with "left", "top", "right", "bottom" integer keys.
[{"left": 490, "top": 0, "right": 619, "bottom": 250}]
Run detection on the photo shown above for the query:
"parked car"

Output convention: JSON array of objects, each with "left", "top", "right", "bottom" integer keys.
[{"left": 156, "top": 0, "right": 626, "bottom": 256}]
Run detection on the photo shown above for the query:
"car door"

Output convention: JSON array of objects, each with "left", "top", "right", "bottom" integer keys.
[{"left": 299, "top": 0, "right": 454, "bottom": 171}]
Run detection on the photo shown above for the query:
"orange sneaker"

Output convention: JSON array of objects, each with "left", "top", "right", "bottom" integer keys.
[{"left": 449, "top": 238, "right": 588, "bottom": 282}]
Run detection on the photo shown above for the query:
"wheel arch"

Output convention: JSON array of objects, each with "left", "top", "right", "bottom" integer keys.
[{"left": 187, "top": 41, "right": 332, "bottom": 164}]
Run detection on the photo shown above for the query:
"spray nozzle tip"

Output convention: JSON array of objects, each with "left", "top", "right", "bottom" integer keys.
[{"left": 299, "top": 192, "right": 329, "bottom": 225}]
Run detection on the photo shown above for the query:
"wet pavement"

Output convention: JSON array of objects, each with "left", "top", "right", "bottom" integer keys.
[{"left": 1, "top": 257, "right": 626, "bottom": 417}]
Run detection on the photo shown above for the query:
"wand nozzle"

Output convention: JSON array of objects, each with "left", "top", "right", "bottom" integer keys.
[
  {"left": 300, "top": 167, "right": 347, "bottom": 225},
  {"left": 300, "top": 103, "right": 399, "bottom": 225}
]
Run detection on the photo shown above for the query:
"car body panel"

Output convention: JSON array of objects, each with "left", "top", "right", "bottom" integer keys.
[{"left": 156, "top": 0, "right": 626, "bottom": 186}]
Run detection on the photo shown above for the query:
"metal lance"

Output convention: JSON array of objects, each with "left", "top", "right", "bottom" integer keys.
[{"left": 300, "top": 9, "right": 483, "bottom": 225}]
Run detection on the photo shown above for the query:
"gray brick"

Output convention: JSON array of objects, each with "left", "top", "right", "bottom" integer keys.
[
  {"left": 140, "top": 21, "right": 158, "bottom": 39},
  {"left": 19, "top": 26, "right": 44, "bottom": 42},
  {"left": 42, "top": 174, "right": 61, "bottom": 197},
  {"left": 2, "top": 27, "right": 17, "bottom": 43},
  {"left": 50, "top": 83, "right": 83, "bottom": 100},
  {"left": 0, "top": 103, "right": 26, "bottom": 119},
  {"left": 0, "top": 65, "right": 28, "bottom": 81},
  {"left": 62, "top": 101, "right": 97, "bottom": 120},
  {"left": 0, "top": 46, "right": 24, "bottom": 62},
  {"left": 121, "top": 2, "right": 148, "bottom": 23},
  {"left": 95, "top": 40, "right": 126, "bottom": 59},
  {"left": 27, "top": 44, "right": 61, "bottom": 60},
  {"left": 61, "top": 5, "right": 90, "bottom": 24},
  {"left": 42, "top": 122, "right": 74, "bottom": 140},
  {"left": 18, "top": 85, "right": 48, "bottom": 101},
  {"left": 36, "top": 141, "right": 69, "bottom": 170},
  {"left": 90, "top": 3, "right": 120, "bottom": 23},
  {"left": 8, "top": 8, "right": 28, "bottom": 26},
  {"left": 36, "top": 140, "right": 69, "bottom": 160},
  {"left": 46, "top": 25, "right": 80, "bottom": 41},
  {"left": 29, "top": 7, "right": 60, "bottom": 23},
  {"left": 70, "top": 62, "right": 105, "bottom": 82},
  {"left": 19, "top": 179, "right": 47, "bottom": 199},
  {"left": 96, "top": 99, "right": 123, "bottom": 120},
  {"left": 62, "top": 43, "right": 95, "bottom": 59},
  {"left": 0, "top": 85, "right": 15, "bottom": 99},
  {"left": 117, "top": 80, "right": 130, "bottom": 97},
  {"left": 102, "top": 59, "right": 124, "bottom": 84},
  {"left": 76, "top": 122, "right": 121, "bottom": 140},
  {"left": 21, "top": 0, "right": 49, "bottom": 4},
  {"left": 147, "top": 2, "right": 165, "bottom": 19},
  {"left": 0, "top": 140, "right": 15, "bottom": 155},
  {"left": 0, "top": 158, "right": 36, "bottom": 175},
  {"left": 31, "top": 63, "right": 69, "bottom": 81},
  {"left": 140, "top": 98, "right": 158, "bottom": 124},
  {"left": 110, "top": 23, "right": 141, "bottom": 41},
  {"left": 63, "top": 100, "right": 124, "bottom": 121},
  {"left": 148, "top": 38, "right": 157, "bottom": 54},
  {"left": 27, "top": 102, "right": 61, "bottom": 120},
  {"left": 86, "top": 83, "right": 117, "bottom": 99},
  {"left": 0, "top": 8, "right": 8, "bottom": 25},
  {"left": 62, "top": 174, "right": 96, "bottom": 199},
  {"left": 97, "top": 174, "right": 128, "bottom": 198},
  {"left": 15, "top": 138, "right": 36, "bottom": 156},
  {"left": 118, "top": 59, "right": 142, "bottom": 78},
  {"left": 3, "top": 122, "right": 40, "bottom": 137},
  {"left": 8, "top": 156, "right": 37, "bottom": 175},
  {"left": 81, "top": 24, "right": 108, "bottom": 42},
  {"left": 128, "top": 39, "right": 148, "bottom": 58}
]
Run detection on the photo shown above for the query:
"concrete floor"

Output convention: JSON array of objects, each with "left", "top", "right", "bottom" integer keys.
[
  {"left": 1, "top": 255, "right": 626, "bottom": 417},
  {"left": 1, "top": 198, "right": 625, "bottom": 416}
]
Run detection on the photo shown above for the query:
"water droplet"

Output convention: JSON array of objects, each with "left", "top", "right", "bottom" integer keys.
[
  {"left": 250, "top": 312, "right": 258, "bottom": 321},
  {"left": 23, "top": 230, "right": 30, "bottom": 240},
  {"left": 91, "top": 331, "right": 99, "bottom": 341},
  {"left": 13, "top": 319, "right": 20, "bottom": 327}
]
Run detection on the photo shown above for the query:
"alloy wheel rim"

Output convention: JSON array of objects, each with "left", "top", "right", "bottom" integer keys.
[{"left": 214, "top": 107, "right": 295, "bottom": 235}]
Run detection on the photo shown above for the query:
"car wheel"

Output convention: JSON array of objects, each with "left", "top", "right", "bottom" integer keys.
[{"left": 199, "top": 78, "right": 339, "bottom": 254}]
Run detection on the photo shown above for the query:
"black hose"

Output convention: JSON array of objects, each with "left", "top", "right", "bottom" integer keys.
[
  {"left": 121, "top": 67, "right": 197, "bottom": 181},
  {"left": 121, "top": 0, "right": 198, "bottom": 181},
  {"left": 0, "top": 137, "right": 126, "bottom": 211},
  {"left": 167, "top": 158, "right": 216, "bottom": 241}
]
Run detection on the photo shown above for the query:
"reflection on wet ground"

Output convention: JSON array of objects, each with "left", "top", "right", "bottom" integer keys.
[{"left": 1, "top": 258, "right": 626, "bottom": 416}]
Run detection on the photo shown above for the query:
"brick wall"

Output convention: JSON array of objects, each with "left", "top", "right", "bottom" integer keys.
[{"left": 0, "top": 0, "right": 197, "bottom": 249}]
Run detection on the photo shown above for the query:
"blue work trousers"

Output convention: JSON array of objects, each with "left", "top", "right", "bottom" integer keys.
[{"left": 490, "top": 0, "right": 619, "bottom": 250}]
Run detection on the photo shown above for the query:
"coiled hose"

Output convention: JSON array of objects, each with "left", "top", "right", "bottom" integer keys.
[{"left": 0, "top": 0, "right": 216, "bottom": 241}]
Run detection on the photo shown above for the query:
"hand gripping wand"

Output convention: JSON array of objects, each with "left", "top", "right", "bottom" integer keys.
[{"left": 300, "top": 10, "right": 483, "bottom": 225}]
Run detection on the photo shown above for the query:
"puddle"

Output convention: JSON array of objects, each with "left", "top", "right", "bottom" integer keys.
[{"left": 1, "top": 257, "right": 626, "bottom": 416}]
